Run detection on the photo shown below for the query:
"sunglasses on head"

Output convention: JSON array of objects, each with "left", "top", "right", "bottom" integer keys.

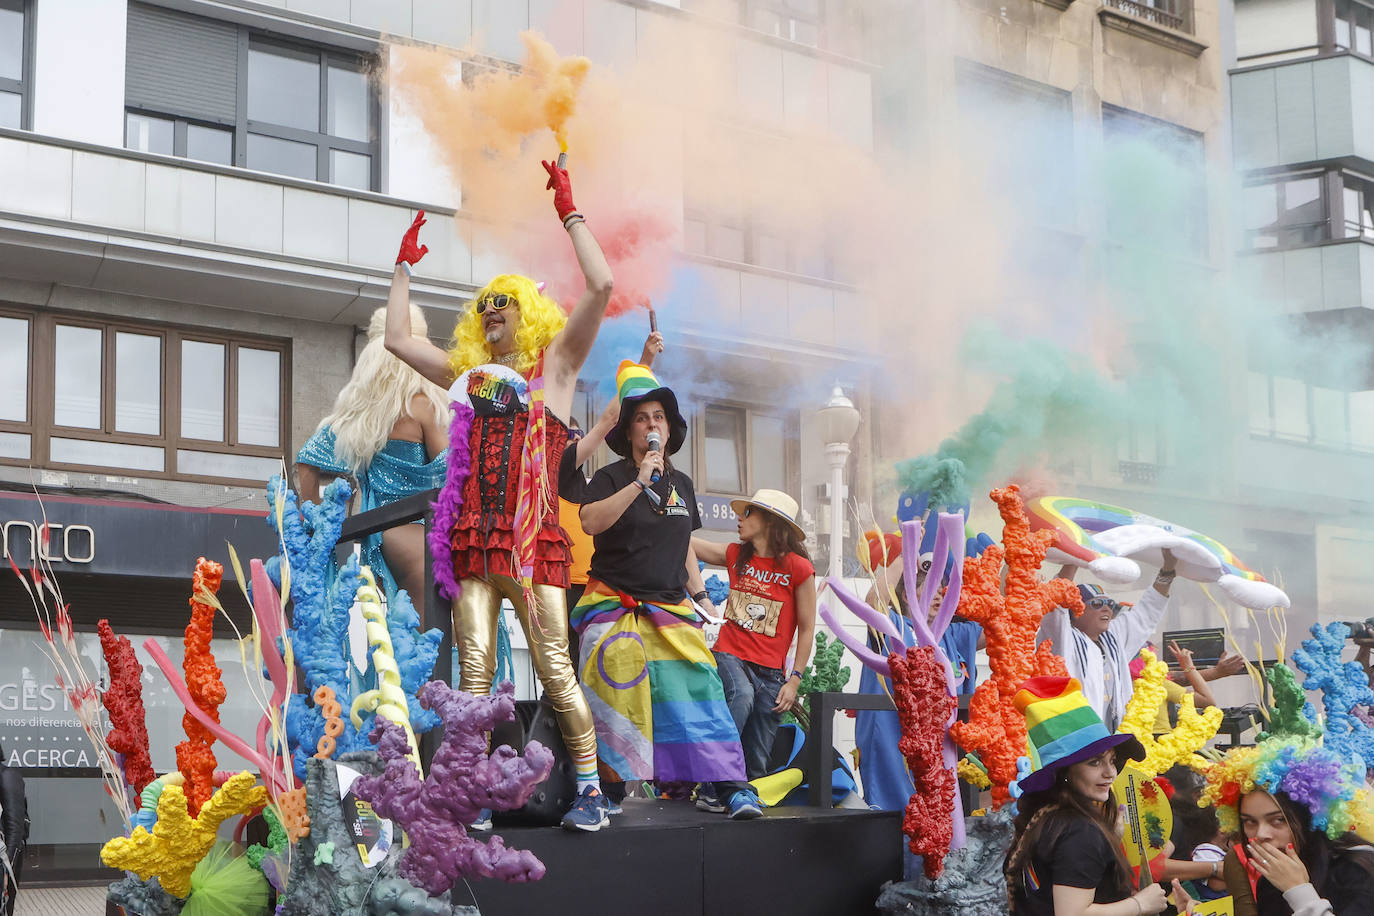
[{"left": 476, "top": 293, "right": 516, "bottom": 314}]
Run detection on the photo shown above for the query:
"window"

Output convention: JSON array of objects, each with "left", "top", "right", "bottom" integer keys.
[
  {"left": 746, "top": 0, "right": 821, "bottom": 46},
  {"left": 0, "top": 0, "right": 32, "bottom": 129},
  {"left": 1343, "top": 173, "right": 1374, "bottom": 239},
  {"left": 957, "top": 63, "right": 1076, "bottom": 234},
  {"left": 1102, "top": 106, "right": 1208, "bottom": 256},
  {"left": 694, "top": 403, "right": 797, "bottom": 496},
  {"left": 125, "top": 112, "right": 233, "bottom": 166},
  {"left": 1249, "top": 371, "right": 1374, "bottom": 452},
  {"left": 123, "top": 3, "right": 378, "bottom": 188},
  {"left": 1334, "top": 0, "right": 1374, "bottom": 55},
  {"left": 1244, "top": 173, "right": 1328, "bottom": 248},
  {"left": 0, "top": 307, "right": 289, "bottom": 484}
]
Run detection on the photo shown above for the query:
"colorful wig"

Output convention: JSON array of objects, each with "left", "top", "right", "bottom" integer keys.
[
  {"left": 446, "top": 274, "right": 567, "bottom": 376},
  {"left": 1199, "top": 737, "right": 1374, "bottom": 839}
]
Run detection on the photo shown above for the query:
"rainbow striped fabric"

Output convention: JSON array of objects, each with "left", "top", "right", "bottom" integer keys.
[{"left": 572, "top": 581, "right": 745, "bottom": 783}]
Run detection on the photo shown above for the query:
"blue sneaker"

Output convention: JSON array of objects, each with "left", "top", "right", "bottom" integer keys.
[
  {"left": 606, "top": 798, "right": 623, "bottom": 816},
  {"left": 561, "top": 785, "right": 610, "bottom": 832},
  {"left": 694, "top": 787, "right": 725, "bottom": 813},
  {"left": 727, "top": 790, "right": 762, "bottom": 820},
  {"left": 469, "top": 808, "right": 492, "bottom": 831}
]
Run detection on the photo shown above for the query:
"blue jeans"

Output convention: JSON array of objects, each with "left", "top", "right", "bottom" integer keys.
[{"left": 711, "top": 650, "right": 785, "bottom": 798}]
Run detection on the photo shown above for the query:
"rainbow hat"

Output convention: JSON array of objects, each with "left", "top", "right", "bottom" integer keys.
[
  {"left": 604, "top": 360, "right": 687, "bottom": 458},
  {"left": 1014, "top": 676, "right": 1144, "bottom": 794}
]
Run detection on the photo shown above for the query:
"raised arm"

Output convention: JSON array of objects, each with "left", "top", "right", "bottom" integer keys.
[
  {"left": 542, "top": 161, "right": 614, "bottom": 385},
  {"left": 383, "top": 211, "right": 454, "bottom": 387},
  {"left": 690, "top": 536, "right": 729, "bottom": 568},
  {"left": 575, "top": 395, "right": 620, "bottom": 466},
  {"left": 1168, "top": 641, "right": 1217, "bottom": 709}
]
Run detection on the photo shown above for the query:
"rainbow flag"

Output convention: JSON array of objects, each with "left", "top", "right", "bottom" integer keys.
[{"left": 573, "top": 582, "right": 745, "bottom": 783}]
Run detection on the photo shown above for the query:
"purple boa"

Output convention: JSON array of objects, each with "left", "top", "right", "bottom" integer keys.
[{"left": 428, "top": 401, "right": 475, "bottom": 600}]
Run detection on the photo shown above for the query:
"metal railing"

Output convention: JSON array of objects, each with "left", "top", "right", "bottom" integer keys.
[{"left": 1104, "top": 0, "right": 1188, "bottom": 31}]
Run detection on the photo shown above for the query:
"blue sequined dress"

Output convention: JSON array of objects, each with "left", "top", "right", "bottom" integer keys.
[{"left": 295, "top": 425, "right": 448, "bottom": 596}]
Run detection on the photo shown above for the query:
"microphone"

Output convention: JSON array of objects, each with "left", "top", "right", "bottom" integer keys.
[{"left": 647, "top": 431, "right": 662, "bottom": 483}]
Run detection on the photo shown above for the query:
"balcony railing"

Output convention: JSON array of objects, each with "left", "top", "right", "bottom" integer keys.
[{"left": 1104, "top": 0, "right": 1188, "bottom": 31}]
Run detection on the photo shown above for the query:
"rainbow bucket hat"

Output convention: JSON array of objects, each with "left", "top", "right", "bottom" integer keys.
[
  {"left": 1015, "top": 675, "right": 1144, "bottom": 794},
  {"left": 604, "top": 360, "right": 687, "bottom": 458}
]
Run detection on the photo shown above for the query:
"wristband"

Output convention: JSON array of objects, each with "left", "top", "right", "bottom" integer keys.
[
  {"left": 691, "top": 590, "right": 709, "bottom": 604},
  {"left": 1155, "top": 569, "right": 1177, "bottom": 581},
  {"left": 789, "top": 669, "right": 803, "bottom": 682},
  {"left": 632, "top": 479, "right": 647, "bottom": 492},
  {"left": 399, "top": 260, "right": 413, "bottom": 276}
]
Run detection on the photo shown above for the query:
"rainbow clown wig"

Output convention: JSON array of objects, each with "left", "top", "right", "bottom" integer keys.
[
  {"left": 1199, "top": 737, "right": 1374, "bottom": 840},
  {"left": 447, "top": 274, "right": 568, "bottom": 376}
]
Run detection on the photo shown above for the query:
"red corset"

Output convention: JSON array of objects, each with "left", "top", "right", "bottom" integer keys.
[{"left": 448, "top": 408, "right": 573, "bottom": 587}]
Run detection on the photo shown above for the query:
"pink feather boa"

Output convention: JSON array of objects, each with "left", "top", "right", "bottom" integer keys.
[{"left": 429, "top": 401, "right": 475, "bottom": 599}]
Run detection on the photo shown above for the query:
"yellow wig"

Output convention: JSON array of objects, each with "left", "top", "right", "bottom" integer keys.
[{"left": 447, "top": 274, "right": 568, "bottom": 376}]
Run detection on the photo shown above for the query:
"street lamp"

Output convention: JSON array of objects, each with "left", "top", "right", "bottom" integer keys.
[{"left": 816, "top": 384, "right": 861, "bottom": 581}]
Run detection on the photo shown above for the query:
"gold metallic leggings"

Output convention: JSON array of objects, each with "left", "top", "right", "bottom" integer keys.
[{"left": 452, "top": 576, "right": 597, "bottom": 762}]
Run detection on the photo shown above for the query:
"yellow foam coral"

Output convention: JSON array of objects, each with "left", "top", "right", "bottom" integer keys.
[
  {"left": 957, "top": 756, "right": 992, "bottom": 790},
  {"left": 1118, "top": 649, "right": 1223, "bottom": 779},
  {"left": 100, "top": 770, "right": 267, "bottom": 897},
  {"left": 1119, "top": 649, "right": 1169, "bottom": 742}
]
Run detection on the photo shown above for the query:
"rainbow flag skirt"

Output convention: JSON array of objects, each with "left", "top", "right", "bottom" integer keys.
[{"left": 572, "top": 580, "right": 745, "bottom": 783}]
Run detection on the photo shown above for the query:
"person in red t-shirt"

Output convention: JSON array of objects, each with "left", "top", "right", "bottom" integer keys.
[{"left": 690, "top": 489, "right": 816, "bottom": 819}]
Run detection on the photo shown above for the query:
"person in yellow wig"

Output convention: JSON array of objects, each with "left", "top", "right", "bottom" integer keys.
[{"left": 383, "top": 160, "right": 616, "bottom": 832}]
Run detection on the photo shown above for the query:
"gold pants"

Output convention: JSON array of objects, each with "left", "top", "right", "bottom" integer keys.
[{"left": 452, "top": 576, "right": 597, "bottom": 762}]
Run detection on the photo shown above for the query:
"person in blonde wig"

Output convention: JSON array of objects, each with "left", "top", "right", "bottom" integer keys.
[
  {"left": 296, "top": 304, "right": 449, "bottom": 614},
  {"left": 385, "top": 160, "right": 617, "bottom": 832}
]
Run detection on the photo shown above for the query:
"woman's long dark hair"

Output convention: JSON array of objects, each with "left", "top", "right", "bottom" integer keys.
[
  {"left": 734, "top": 509, "right": 810, "bottom": 577},
  {"left": 1006, "top": 773, "right": 1134, "bottom": 912},
  {"left": 1243, "top": 791, "right": 1374, "bottom": 914}
]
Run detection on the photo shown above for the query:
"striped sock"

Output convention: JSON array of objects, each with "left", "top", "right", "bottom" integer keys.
[{"left": 573, "top": 750, "right": 600, "bottom": 792}]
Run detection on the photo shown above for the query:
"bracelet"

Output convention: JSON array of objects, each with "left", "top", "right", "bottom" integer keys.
[
  {"left": 691, "top": 590, "right": 709, "bottom": 604},
  {"left": 562, "top": 211, "right": 584, "bottom": 227},
  {"left": 789, "top": 669, "right": 803, "bottom": 681},
  {"left": 563, "top": 217, "right": 586, "bottom": 232},
  {"left": 398, "top": 260, "right": 413, "bottom": 276},
  {"left": 1155, "top": 569, "right": 1177, "bottom": 581},
  {"left": 1211, "top": 860, "right": 1220, "bottom": 878},
  {"left": 632, "top": 479, "right": 647, "bottom": 492}
]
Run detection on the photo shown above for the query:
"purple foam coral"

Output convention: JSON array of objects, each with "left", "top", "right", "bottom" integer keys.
[{"left": 352, "top": 680, "right": 553, "bottom": 895}]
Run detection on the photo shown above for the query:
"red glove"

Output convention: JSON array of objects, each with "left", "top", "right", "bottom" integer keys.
[
  {"left": 396, "top": 210, "right": 429, "bottom": 266},
  {"left": 542, "top": 160, "right": 577, "bottom": 221}
]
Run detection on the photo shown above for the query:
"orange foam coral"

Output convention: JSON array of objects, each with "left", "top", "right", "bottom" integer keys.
[
  {"left": 175, "top": 558, "right": 226, "bottom": 817},
  {"left": 949, "top": 485, "right": 1081, "bottom": 807}
]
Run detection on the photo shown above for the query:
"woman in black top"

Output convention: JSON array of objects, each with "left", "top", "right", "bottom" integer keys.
[{"left": 1006, "top": 676, "right": 1171, "bottom": 916}]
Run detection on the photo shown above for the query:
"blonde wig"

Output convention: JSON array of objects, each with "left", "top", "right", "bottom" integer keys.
[
  {"left": 320, "top": 305, "right": 451, "bottom": 473},
  {"left": 446, "top": 274, "right": 568, "bottom": 376}
]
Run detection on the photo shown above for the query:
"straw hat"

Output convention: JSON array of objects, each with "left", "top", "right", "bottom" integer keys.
[{"left": 730, "top": 489, "right": 804, "bottom": 539}]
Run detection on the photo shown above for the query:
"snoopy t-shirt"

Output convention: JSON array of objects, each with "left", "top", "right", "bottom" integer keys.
[{"left": 713, "top": 543, "right": 816, "bottom": 670}]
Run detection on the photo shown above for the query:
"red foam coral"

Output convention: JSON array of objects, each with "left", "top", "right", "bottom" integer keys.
[
  {"left": 97, "top": 619, "right": 154, "bottom": 796},
  {"left": 175, "top": 558, "right": 226, "bottom": 817},
  {"left": 890, "top": 645, "right": 957, "bottom": 879},
  {"left": 948, "top": 485, "right": 1082, "bottom": 807}
]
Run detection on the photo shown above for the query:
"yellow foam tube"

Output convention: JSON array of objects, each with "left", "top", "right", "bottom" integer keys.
[{"left": 348, "top": 567, "right": 423, "bottom": 773}]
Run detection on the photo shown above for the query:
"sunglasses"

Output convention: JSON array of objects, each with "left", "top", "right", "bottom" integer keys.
[
  {"left": 740, "top": 507, "right": 753, "bottom": 518},
  {"left": 1087, "top": 595, "right": 1123, "bottom": 615},
  {"left": 476, "top": 293, "right": 516, "bottom": 314}
]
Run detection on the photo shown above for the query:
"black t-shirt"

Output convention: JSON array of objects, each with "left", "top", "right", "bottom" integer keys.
[
  {"left": 1013, "top": 815, "right": 1127, "bottom": 916},
  {"left": 559, "top": 435, "right": 592, "bottom": 504},
  {"left": 581, "top": 458, "right": 701, "bottom": 604}
]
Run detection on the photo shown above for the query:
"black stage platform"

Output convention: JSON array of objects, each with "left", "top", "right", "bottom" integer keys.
[{"left": 460, "top": 797, "right": 902, "bottom": 915}]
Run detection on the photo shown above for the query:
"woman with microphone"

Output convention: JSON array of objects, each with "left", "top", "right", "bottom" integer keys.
[{"left": 569, "top": 361, "right": 746, "bottom": 798}]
